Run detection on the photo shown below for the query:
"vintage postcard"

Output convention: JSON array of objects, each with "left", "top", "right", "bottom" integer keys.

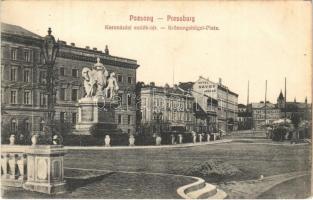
[{"left": 0, "top": 0, "right": 312, "bottom": 199}]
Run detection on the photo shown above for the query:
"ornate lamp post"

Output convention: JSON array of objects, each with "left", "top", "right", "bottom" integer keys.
[{"left": 42, "top": 27, "right": 59, "bottom": 140}]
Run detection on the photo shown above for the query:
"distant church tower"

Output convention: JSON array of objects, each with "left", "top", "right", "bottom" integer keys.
[{"left": 277, "top": 90, "right": 285, "bottom": 109}]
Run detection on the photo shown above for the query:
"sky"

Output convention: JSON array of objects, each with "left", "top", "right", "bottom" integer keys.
[{"left": 1, "top": 1, "right": 312, "bottom": 104}]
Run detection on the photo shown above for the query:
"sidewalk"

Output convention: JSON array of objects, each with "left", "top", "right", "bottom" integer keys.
[{"left": 64, "top": 139, "right": 232, "bottom": 150}]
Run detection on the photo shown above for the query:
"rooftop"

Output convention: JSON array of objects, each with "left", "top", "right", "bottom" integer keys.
[
  {"left": 1, "top": 23, "right": 42, "bottom": 39},
  {"left": 1, "top": 23, "right": 139, "bottom": 66}
]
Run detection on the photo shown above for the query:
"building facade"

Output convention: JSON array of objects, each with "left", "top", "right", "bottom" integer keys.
[
  {"left": 1, "top": 23, "right": 139, "bottom": 141},
  {"left": 191, "top": 76, "right": 239, "bottom": 131},
  {"left": 179, "top": 82, "right": 218, "bottom": 133},
  {"left": 237, "top": 104, "right": 253, "bottom": 130},
  {"left": 248, "top": 102, "right": 281, "bottom": 130},
  {"left": 139, "top": 83, "right": 195, "bottom": 135}
]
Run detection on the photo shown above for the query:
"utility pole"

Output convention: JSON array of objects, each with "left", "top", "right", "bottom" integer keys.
[
  {"left": 264, "top": 80, "right": 267, "bottom": 126},
  {"left": 247, "top": 80, "right": 250, "bottom": 105}
]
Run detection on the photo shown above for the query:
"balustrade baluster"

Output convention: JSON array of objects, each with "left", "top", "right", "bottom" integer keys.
[
  {"left": 1, "top": 153, "right": 8, "bottom": 178},
  {"left": 8, "top": 153, "right": 17, "bottom": 179}
]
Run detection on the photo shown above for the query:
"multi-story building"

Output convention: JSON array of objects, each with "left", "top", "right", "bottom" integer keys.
[
  {"left": 139, "top": 83, "right": 195, "bottom": 135},
  {"left": 277, "top": 91, "right": 312, "bottom": 121},
  {"left": 247, "top": 102, "right": 281, "bottom": 129},
  {"left": 178, "top": 82, "right": 218, "bottom": 133},
  {"left": 1, "top": 23, "right": 139, "bottom": 140},
  {"left": 190, "top": 76, "right": 239, "bottom": 131},
  {"left": 237, "top": 104, "right": 252, "bottom": 130}
]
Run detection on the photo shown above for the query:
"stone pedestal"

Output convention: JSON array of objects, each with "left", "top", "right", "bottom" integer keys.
[
  {"left": 178, "top": 134, "right": 183, "bottom": 144},
  {"left": 156, "top": 136, "right": 162, "bottom": 145},
  {"left": 73, "top": 97, "right": 119, "bottom": 136},
  {"left": 23, "top": 145, "right": 66, "bottom": 194},
  {"left": 104, "top": 135, "right": 111, "bottom": 147},
  {"left": 207, "top": 134, "right": 211, "bottom": 142},
  {"left": 198, "top": 134, "right": 203, "bottom": 142},
  {"left": 129, "top": 135, "right": 135, "bottom": 146}
]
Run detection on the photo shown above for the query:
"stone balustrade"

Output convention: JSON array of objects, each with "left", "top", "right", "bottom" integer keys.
[
  {"left": 1, "top": 145, "right": 28, "bottom": 187},
  {"left": 1, "top": 143, "right": 66, "bottom": 194}
]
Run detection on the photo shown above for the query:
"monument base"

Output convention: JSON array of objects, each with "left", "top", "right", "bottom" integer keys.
[
  {"left": 23, "top": 181, "right": 66, "bottom": 194},
  {"left": 73, "top": 97, "right": 119, "bottom": 136}
]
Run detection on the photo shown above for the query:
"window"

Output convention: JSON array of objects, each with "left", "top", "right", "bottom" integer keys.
[
  {"left": 40, "top": 93, "right": 47, "bottom": 106},
  {"left": 127, "top": 77, "right": 132, "bottom": 84},
  {"left": 39, "top": 119, "right": 45, "bottom": 131},
  {"left": 72, "top": 69, "right": 78, "bottom": 77},
  {"left": 25, "top": 119, "right": 31, "bottom": 132},
  {"left": 60, "top": 88, "right": 65, "bottom": 101},
  {"left": 127, "top": 129, "right": 131, "bottom": 134},
  {"left": 127, "top": 115, "right": 131, "bottom": 125},
  {"left": 72, "top": 113, "right": 77, "bottom": 124},
  {"left": 60, "top": 112, "right": 65, "bottom": 123},
  {"left": 10, "top": 90, "right": 17, "bottom": 104},
  {"left": 10, "top": 67, "right": 17, "bottom": 81},
  {"left": 24, "top": 50, "right": 30, "bottom": 62},
  {"left": 39, "top": 71, "right": 46, "bottom": 83},
  {"left": 117, "top": 75, "right": 123, "bottom": 83},
  {"left": 72, "top": 89, "right": 78, "bottom": 101},
  {"left": 60, "top": 67, "right": 65, "bottom": 76},
  {"left": 24, "top": 69, "right": 30, "bottom": 82},
  {"left": 11, "top": 48, "right": 17, "bottom": 60},
  {"left": 24, "top": 90, "right": 31, "bottom": 105},
  {"left": 11, "top": 119, "right": 17, "bottom": 133},
  {"left": 127, "top": 94, "right": 131, "bottom": 106},
  {"left": 118, "top": 115, "right": 122, "bottom": 124}
]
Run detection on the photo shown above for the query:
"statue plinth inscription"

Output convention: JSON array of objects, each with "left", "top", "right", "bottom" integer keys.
[{"left": 73, "top": 58, "right": 120, "bottom": 136}]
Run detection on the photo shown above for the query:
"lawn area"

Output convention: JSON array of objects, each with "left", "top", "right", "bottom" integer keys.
[
  {"left": 2, "top": 172, "right": 192, "bottom": 199},
  {"left": 65, "top": 140, "right": 311, "bottom": 183},
  {"left": 258, "top": 174, "right": 311, "bottom": 199}
]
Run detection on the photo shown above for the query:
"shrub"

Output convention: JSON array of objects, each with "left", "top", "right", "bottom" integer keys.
[
  {"left": 272, "top": 126, "right": 287, "bottom": 141},
  {"left": 135, "top": 134, "right": 155, "bottom": 145},
  {"left": 185, "top": 160, "right": 242, "bottom": 182}
]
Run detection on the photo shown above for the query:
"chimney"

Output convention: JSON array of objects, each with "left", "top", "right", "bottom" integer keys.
[
  {"left": 85, "top": 46, "right": 90, "bottom": 49},
  {"left": 70, "top": 42, "right": 75, "bottom": 46},
  {"left": 58, "top": 40, "right": 67, "bottom": 45},
  {"left": 219, "top": 78, "right": 222, "bottom": 85},
  {"left": 92, "top": 47, "right": 97, "bottom": 51}
]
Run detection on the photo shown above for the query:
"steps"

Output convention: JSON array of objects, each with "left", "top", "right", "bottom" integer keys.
[{"left": 177, "top": 176, "right": 227, "bottom": 199}]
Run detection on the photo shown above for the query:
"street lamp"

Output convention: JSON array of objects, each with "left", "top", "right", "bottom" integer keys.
[
  {"left": 153, "top": 111, "right": 163, "bottom": 135},
  {"left": 42, "top": 27, "right": 59, "bottom": 141}
]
